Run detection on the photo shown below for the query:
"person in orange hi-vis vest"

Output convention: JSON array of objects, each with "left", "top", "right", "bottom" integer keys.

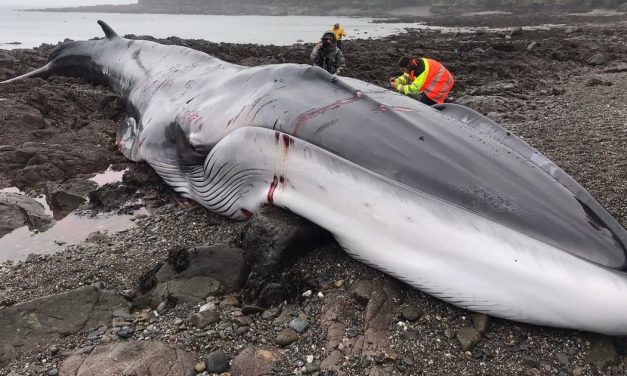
[{"left": 390, "top": 56, "right": 454, "bottom": 106}]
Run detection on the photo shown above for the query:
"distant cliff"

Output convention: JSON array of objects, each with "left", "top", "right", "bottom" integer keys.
[
  {"left": 37, "top": 0, "right": 626, "bottom": 15},
  {"left": 134, "top": 0, "right": 426, "bottom": 14},
  {"left": 431, "top": 0, "right": 624, "bottom": 13}
]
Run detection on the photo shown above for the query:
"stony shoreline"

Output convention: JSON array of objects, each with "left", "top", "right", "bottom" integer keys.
[{"left": 1, "top": 13, "right": 627, "bottom": 376}]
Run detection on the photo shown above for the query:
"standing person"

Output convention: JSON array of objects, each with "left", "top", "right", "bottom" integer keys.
[
  {"left": 310, "top": 31, "right": 346, "bottom": 75},
  {"left": 390, "top": 56, "right": 454, "bottom": 106},
  {"left": 332, "top": 22, "right": 347, "bottom": 51}
]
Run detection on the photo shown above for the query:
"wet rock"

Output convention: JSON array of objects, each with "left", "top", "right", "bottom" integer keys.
[
  {"left": 471, "top": 313, "right": 489, "bottom": 333},
  {"left": 231, "top": 345, "right": 285, "bottom": 376},
  {"left": 59, "top": 340, "right": 195, "bottom": 375},
  {"left": 0, "top": 101, "right": 44, "bottom": 132},
  {"left": 88, "top": 183, "right": 137, "bottom": 209},
  {"left": 289, "top": 317, "right": 309, "bottom": 333},
  {"left": 587, "top": 53, "right": 606, "bottom": 65},
  {"left": 586, "top": 338, "right": 618, "bottom": 369},
  {"left": 190, "top": 310, "right": 220, "bottom": 329},
  {"left": 0, "top": 286, "right": 125, "bottom": 363},
  {"left": 237, "top": 205, "right": 331, "bottom": 277},
  {"left": 156, "top": 244, "right": 250, "bottom": 292},
  {"left": 205, "top": 350, "right": 229, "bottom": 373},
  {"left": 276, "top": 328, "right": 299, "bottom": 346},
  {"left": 153, "top": 276, "right": 223, "bottom": 305},
  {"left": 256, "top": 282, "right": 287, "bottom": 308},
  {"left": 456, "top": 327, "right": 482, "bottom": 351},
  {"left": 87, "top": 231, "right": 108, "bottom": 243},
  {"left": 0, "top": 192, "right": 54, "bottom": 237},
  {"left": 137, "top": 244, "right": 250, "bottom": 307},
  {"left": 122, "top": 163, "right": 162, "bottom": 187},
  {"left": 45, "top": 178, "right": 98, "bottom": 216}
]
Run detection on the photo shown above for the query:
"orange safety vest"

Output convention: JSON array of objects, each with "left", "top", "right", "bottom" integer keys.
[{"left": 410, "top": 58, "right": 454, "bottom": 104}]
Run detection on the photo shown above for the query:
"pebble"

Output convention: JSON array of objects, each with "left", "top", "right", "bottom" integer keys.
[
  {"left": 289, "top": 318, "right": 309, "bottom": 333},
  {"left": 220, "top": 296, "right": 240, "bottom": 307},
  {"left": 276, "top": 328, "right": 299, "bottom": 346},
  {"left": 116, "top": 326, "right": 134, "bottom": 339},
  {"left": 456, "top": 327, "right": 481, "bottom": 351},
  {"left": 191, "top": 310, "right": 220, "bottom": 329},
  {"left": 194, "top": 361, "right": 206, "bottom": 373},
  {"left": 199, "top": 302, "right": 216, "bottom": 312},
  {"left": 205, "top": 350, "right": 229, "bottom": 373},
  {"left": 400, "top": 306, "right": 420, "bottom": 322},
  {"left": 262, "top": 306, "right": 281, "bottom": 320},
  {"left": 471, "top": 313, "right": 489, "bottom": 333},
  {"left": 305, "top": 362, "right": 321, "bottom": 374},
  {"left": 174, "top": 318, "right": 184, "bottom": 325},
  {"left": 48, "top": 369, "right": 59, "bottom": 376},
  {"left": 556, "top": 352, "right": 569, "bottom": 366},
  {"left": 444, "top": 328, "right": 456, "bottom": 339}
]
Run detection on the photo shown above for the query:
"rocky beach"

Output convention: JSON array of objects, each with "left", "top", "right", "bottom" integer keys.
[{"left": 1, "top": 11, "right": 627, "bottom": 376}]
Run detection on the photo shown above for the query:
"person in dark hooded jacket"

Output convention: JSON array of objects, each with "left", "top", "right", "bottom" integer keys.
[{"left": 310, "top": 31, "right": 346, "bottom": 75}]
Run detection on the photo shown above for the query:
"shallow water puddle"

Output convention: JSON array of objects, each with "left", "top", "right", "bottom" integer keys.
[
  {"left": 0, "top": 208, "right": 149, "bottom": 262},
  {"left": 89, "top": 166, "right": 128, "bottom": 186},
  {"left": 0, "top": 187, "right": 148, "bottom": 262}
]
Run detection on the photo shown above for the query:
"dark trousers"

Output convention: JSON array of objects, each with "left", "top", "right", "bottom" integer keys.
[
  {"left": 419, "top": 93, "right": 437, "bottom": 106},
  {"left": 336, "top": 40, "right": 343, "bottom": 51}
]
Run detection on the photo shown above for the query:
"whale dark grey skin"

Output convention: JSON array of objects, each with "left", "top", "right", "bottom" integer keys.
[{"left": 3, "top": 21, "right": 627, "bottom": 335}]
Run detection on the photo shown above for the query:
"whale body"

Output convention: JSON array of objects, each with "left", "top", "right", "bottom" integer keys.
[{"left": 3, "top": 21, "right": 627, "bottom": 335}]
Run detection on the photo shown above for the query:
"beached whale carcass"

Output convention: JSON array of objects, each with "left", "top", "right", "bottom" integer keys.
[{"left": 3, "top": 21, "right": 627, "bottom": 335}]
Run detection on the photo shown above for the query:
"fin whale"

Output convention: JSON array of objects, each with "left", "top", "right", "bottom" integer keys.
[{"left": 3, "top": 21, "right": 626, "bottom": 335}]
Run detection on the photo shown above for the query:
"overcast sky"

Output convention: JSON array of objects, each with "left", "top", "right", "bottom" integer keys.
[{"left": 0, "top": 0, "right": 136, "bottom": 7}]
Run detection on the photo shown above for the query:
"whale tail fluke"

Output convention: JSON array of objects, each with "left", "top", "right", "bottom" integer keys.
[{"left": 97, "top": 20, "right": 118, "bottom": 40}]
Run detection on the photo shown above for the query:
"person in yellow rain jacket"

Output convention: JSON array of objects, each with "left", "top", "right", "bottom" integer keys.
[
  {"left": 332, "top": 23, "right": 347, "bottom": 51},
  {"left": 390, "top": 56, "right": 454, "bottom": 106}
]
